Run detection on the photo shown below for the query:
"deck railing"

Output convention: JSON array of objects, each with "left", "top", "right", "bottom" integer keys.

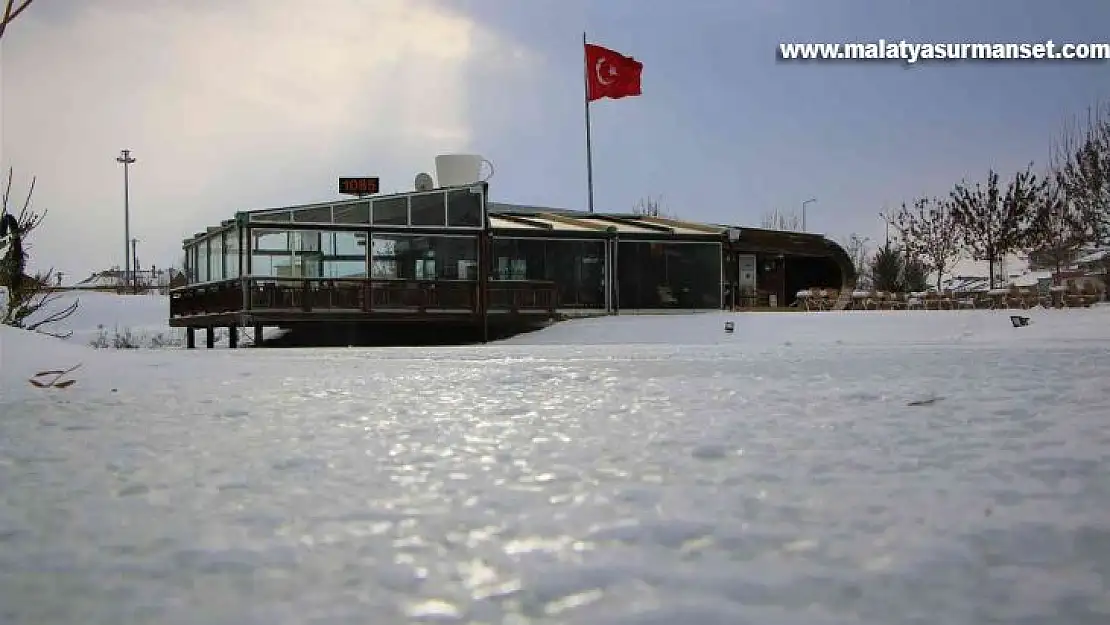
[{"left": 169, "top": 277, "right": 558, "bottom": 318}]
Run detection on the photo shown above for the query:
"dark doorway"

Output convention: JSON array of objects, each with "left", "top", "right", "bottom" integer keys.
[{"left": 783, "top": 256, "right": 843, "bottom": 307}]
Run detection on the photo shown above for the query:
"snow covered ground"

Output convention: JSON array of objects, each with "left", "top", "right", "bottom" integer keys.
[
  {"left": 21, "top": 290, "right": 178, "bottom": 347},
  {"left": 14, "top": 290, "right": 280, "bottom": 348},
  {"left": 2, "top": 302, "right": 1110, "bottom": 624}
]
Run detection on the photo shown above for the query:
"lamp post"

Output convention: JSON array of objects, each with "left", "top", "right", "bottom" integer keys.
[
  {"left": 131, "top": 237, "right": 139, "bottom": 291},
  {"left": 116, "top": 149, "right": 136, "bottom": 291},
  {"left": 801, "top": 198, "right": 816, "bottom": 231}
]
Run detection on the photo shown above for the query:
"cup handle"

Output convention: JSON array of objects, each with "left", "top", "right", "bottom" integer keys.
[{"left": 480, "top": 159, "right": 494, "bottom": 182}]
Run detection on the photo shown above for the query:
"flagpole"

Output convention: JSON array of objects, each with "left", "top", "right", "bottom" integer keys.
[{"left": 582, "top": 31, "right": 595, "bottom": 214}]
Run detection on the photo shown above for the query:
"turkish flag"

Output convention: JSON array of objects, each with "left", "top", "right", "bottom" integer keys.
[{"left": 585, "top": 43, "right": 642, "bottom": 102}]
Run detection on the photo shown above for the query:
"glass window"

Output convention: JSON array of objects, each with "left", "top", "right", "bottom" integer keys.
[
  {"left": 490, "top": 238, "right": 604, "bottom": 308},
  {"left": 410, "top": 192, "right": 446, "bottom": 226},
  {"left": 370, "top": 234, "right": 477, "bottom": 280},
  {"left": 617, "top": 242, "right": 721, "bottom": 309},
  {"left": 197, "top": 239, "right": 209, "bottom": 282},
  {"left": 372, "top": 197, "right": 408, "bottom": 225},
  {"left": 209, "top": 234, "right": 224, "bottom": 281},
  {"left": 291, "top": 231, "right": 322, "bottom": 278},
  {"left": 226, "top": 228, "right": 241, "bottom": 278},
  {"left": 546, "top": 240, "right": 604, "bottom": 308},
  {"left": 320, "top": 231, "right": 366, "bottom": 278},
  {"left": 334, "top": 232, "right": 364, "bottom": 256},
  {"left": 322, "top": 260, "right": 366, "bottom": 278},
  {"left": 185, "top": 244, "right": 196, "bottom": 283},
  {"left": 447, "top": 189, "right": 483, "bottom": 227},
  {"left": 370, "top": 236, "right": 399, "bottom": 278},
  {"left": 290, "top": 231, "right": 320, "bottom": 253},
  {"left": 251, "top": 210, "right": 292, "bottom": 222},
  {"left": 434, "top": 236, "right": 478, "bottom": 280},
  {"left": 250, "top": 254, "right": 280, "bottom": 277},
  {"left": 253, "top": 229, "right": 289, "bottom": 252},
  {"left": 333, "top": 202, "right": 370, "bottom": 224},
  {"left": 292, "top": 205, "right": 333, "bottom": 223},
  {"left": 247, "top": 229, "right": 329, "bottom": 278}
]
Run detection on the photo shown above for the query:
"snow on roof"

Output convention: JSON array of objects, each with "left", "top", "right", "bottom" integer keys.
[
  {"left": 1010, "top": 270, "right": 1052, "bottom": 287},
  {"left": 67, "top": 268, "right": 180, "bottom": 289},
  {"left": 1076, "top": 249, "right": 1110, "bottom": 265}
]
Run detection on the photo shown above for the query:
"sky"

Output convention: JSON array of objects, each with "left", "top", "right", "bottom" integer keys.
[{"left": 1, "top": 0, "right": 1108, "bottom": 279}]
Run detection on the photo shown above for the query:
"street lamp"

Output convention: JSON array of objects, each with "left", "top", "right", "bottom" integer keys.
[
  {"left": 801, "top": 198, "right": 816, "bottom": 231},
  {"left": 116, "top": 149, "right": 136, "bottom": 291},
  {"left": 131, "top": 237, "right": 140, "bottom": 290}
]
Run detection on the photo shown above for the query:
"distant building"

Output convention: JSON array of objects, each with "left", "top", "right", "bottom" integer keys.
[{"left": 68, "top": 266, "right": 183, "bottom": 294}]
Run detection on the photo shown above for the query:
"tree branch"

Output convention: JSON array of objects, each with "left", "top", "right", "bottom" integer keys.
[{"left": 0, "top": 0, "right": 34, "bottom": 41}]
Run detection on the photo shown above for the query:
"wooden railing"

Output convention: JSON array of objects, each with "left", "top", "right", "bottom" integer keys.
[
  {"left": 169, "top": 279, "right": 243, "bottom": 317},
  {"left": 488, "top": 280, "right": 558, "bottom": 311},
  {"left": 169, "top": 277, "right": 558, "bottom": 318}
]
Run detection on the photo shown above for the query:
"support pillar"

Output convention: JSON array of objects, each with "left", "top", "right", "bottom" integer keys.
[
  {"left": 228, "top": 326, "right": 238, "bottom": 349},
  {"left": 186, "top": 327, "right": 195, "bottom": 349},
  {"left": 254, "top": 324, "right": 263, "bottom": 347},
  {"left": 206, "top": 327, "right": 215, "bottom": 349}
]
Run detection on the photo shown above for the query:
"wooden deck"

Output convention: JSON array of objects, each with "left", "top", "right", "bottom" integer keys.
[{"left": 168, "top": 277, "right": 558, "bottom": 327}]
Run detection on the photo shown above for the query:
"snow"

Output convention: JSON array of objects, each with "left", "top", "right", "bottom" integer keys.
[
  {"left": 19, "top": 290, "right": 175, "bottom": 346},
  {"left": 1010, "top": 270, "right": 1052, "bottom": 287},
  {"left": 1076, "top": 248, "right": 1109, "bottom": 265},
  {"left": 17, "top": 290, "right": 281, "bottom": 349},
  {"left": 3, "top": 301, "right": 1110, "bottom": 623},
  {"left": 505, "top": 307, "right": 1110, "bottom": 348}
]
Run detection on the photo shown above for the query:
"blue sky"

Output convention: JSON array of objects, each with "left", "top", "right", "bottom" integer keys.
[
  {"left": 464, "top": 0, "right": 1109, "bottom": 240},
  {"left": 2, "top": 0, "right": 1108, "bottom": 276}
]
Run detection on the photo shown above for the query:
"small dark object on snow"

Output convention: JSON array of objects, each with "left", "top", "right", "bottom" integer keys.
[
  {"left": 27, "top": 363, "right": 81, "bottom": 389},
  {"left": 724, "top": 321, "right": 735, "bottom": 334},
  {"left": 1010, "top": 315, "right": 1030, "bottom": 328},
  {"left": 907, "top": 397, "right": 943, "bottom": 406}
]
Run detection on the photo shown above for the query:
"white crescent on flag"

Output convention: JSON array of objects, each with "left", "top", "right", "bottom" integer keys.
[{"left": 595, "top": 57, "right": 616, "bottom": 85}]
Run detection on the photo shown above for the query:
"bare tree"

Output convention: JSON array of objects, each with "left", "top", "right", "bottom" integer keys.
[
  {"left": 1053, "top": 102, "right": 1110, "bottom": 246},
  {"left": 0, "top": 0, "right": 35, "bottom": 41},
  {"left": 839, "top": 233, "right": 872, "bottom": 289},
  {"left": 1, "top": 168, "right": 79, "bottom": 337},
  {"left": 1026, "top": 179, "right": 1086, "bottom": 283},
  {"left": 760, "top": 209, "right": 801, "bottom": 231},
  {"left": 632, "top": 195, "right": 669, "bottom": 218},
  {"left": 950, "top": 165, "right": 1044, "bottom": 289},
  {"left": 894, "top": 197, "right": 962, "bottom": 290}
]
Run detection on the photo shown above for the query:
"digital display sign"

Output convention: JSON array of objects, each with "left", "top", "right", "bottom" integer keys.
[{"left": 338, "top": 177, "right": 380, "bottom": 195}]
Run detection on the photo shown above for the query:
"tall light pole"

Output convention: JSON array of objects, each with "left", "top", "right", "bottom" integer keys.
[
  {"left": 131, "top": 237, "right": 139, "bottom": 291},
  {"left": 801, "top": 198, "right": 816, "bottom": 231},
  {"left": 116, "top": 149, "right": 136, "bottom": 291}
]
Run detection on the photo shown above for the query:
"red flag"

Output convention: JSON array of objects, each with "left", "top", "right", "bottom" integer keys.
[{"left": 585, "top": 43, "right": 642, "bottom": 102}]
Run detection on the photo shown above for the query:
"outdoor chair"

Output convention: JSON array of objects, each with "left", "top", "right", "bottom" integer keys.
[
  {"left": 851, "top": 289, "right": 870, "bottom": 310},
  {"left": 1020, "top": 287, "right": 1041, "bottom": 309},
  {"left": 877, "top": 291, "right": 891, "bottom": 310},
  {"left": 940, "top": 290, "right": 957, "bottom": 310},
  {"left": 818, "top": 288, "right": 837, "bottom": 311},
  {"left": 1005, "top": 286, "right": 1027, "bottom": 309},
  {"left": 1065, "top": 284, "right": 1085, "bottom": 308},
  {"left": 1080, "top": 283, "right": 1102, "bottom": 306},
  {"left": 1049, "top": 285, "right": 1067, "bottom": 308},
  {"left": 986, "top": 288, "right": 1009, "bottom": 309},
  {"left": 953, "top": 292, "right": 977, "bottom": 309}
]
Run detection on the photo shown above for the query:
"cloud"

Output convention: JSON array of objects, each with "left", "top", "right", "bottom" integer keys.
[{"left": 1, "top": 0, "right": 536, "bottom": 275}]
